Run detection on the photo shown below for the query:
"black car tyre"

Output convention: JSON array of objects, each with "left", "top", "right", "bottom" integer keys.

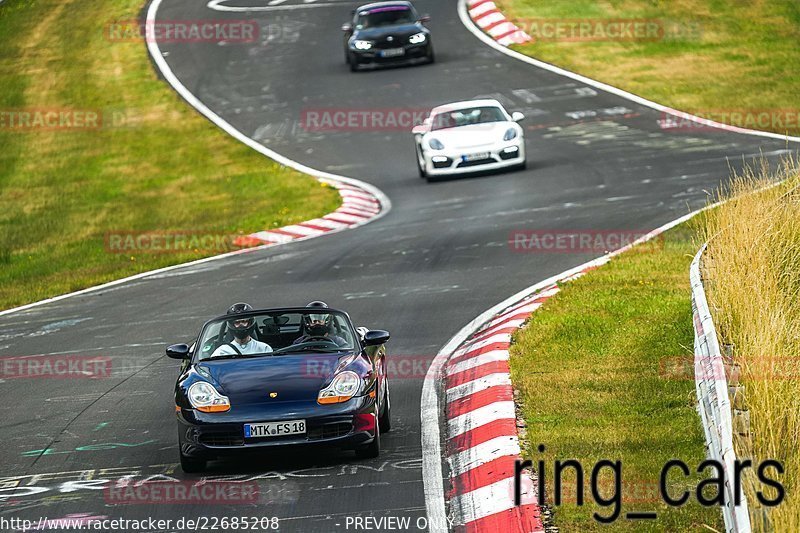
[
  {"left": 348, "top": 54, "right": 359, "bottom": 72},
  {"left": 416, "top": 145, "right": 427, "bottom": 178},
  {"left": 516, "top": 160, "right": 527, "bottom": 171},
  {"left": 379, "top": 378, "right": 391, "bottom": 433},
  {"left": 426, "top": 46, "right": 435, "bottom": 64},
  {"left": 355, "top": 408, "right": 381, "bottom": 459},
  {"left": 180, "top": 451, "right": 206, "bottom": 473}
]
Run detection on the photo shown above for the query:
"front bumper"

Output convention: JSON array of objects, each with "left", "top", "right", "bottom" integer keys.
[
  {"left": 423, "top": 139, "right": 525, "bottom": 176},
  {"left": 177, "top": 396, "right": 377, "bottom": 459},
  {"left": 350, "top": 42, "right": 431, "bottom": 66}
]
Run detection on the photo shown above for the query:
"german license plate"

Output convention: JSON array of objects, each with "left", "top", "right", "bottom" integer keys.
[
  {"left": 244, "top": 420, "right": 306, "bottom": 438},
  {"left": 462, "top": 152, "right": 489, "bottom": 162},
  {"left": 380, "top": 48, "right": 405, "bottom": 58}
]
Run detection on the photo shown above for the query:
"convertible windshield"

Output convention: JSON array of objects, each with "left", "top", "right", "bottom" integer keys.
[
  {"left": 196, "top": 309, "right": 356, "bottom": 361},
  {"left": 356, "top": 6, "right": 416, "bottom": 29},
  {"left": 430, "top": 106, "right": 506, "bottom": 130}
]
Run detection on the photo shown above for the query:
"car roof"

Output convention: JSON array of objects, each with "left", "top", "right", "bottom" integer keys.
[
  {"left": 356, "top": 1, "right": 414, "bottom": 13},
  {"left": 430, "top": 99, "right": 505, "bottom": 114}
]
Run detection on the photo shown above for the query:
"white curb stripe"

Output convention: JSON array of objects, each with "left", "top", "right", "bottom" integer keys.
[
  {"left": 447, "top": 435, "right": 520, "bottom": 477},
  {"left": 446, "top": 374, "right": 512, "bottom": 403},
  {"left": 451, "top": 476, "right": 538, "bottom": 526},
  {"left": 447, "top": 401, "right": 516, "bottom": 438},
  {"left": 448, "top": 349, "right": 509, "bottom": 375}
]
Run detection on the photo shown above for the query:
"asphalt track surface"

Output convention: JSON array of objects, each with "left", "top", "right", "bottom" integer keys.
[{"left": 0, "top": 0, "right": 795, "bottom": 531}]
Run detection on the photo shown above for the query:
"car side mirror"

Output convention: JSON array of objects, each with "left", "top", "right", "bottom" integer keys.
[
  {"left": 419, "top": 15, "right": 430, "bottom": 23},
  {"left": 342, "top": 23, "right": 353, "bottom": 32},
  {"left": 166, "top": 343, "right": 191, "bottom": 360},
  {"left": 412, "top": 124, "right": 427, "bottom": 135},
  {"left": 511, "top": 111, "right": 525, "bottom": 122},
  {"left": 363, "top": 330, "right": 390, "bottom": 346}
]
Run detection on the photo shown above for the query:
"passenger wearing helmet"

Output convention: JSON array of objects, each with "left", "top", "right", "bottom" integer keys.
[
  {"left": 211, "top": 302, "right": 272, "bottom": 358},
  {"left": 293, "top": 301, "right": 348, "bottom": 347}
]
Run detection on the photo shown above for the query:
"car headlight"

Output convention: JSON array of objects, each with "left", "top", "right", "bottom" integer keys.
[
  {"left": 409, "top": 32, "right": 426, "bottom": 44},
  {"left": 318, "top": 370, "right": 361, "bottom": 404},
  {"left": 188, "top": 381, "right": 231, "bottom": 413},
  {"left": 503, "top": 127, "right": 518, "bottom": 141},
  {"left": 428, "top": 138, "right": 444, "bottom": 150},
  {"left": 353, "top": 40, "right": 372, "bottom": 50}
]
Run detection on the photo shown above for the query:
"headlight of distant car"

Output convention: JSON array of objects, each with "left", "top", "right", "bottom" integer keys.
[
  {"left": 409, "top": 32, "right": 427, "bottom": 44},
  {"left": 428, "top": 138, "right": 445, "bottom": 150},
  {"left": 318, "top": 370, "right": 361, "bottom": 404},
  {"left": 353, "top": 40, "right": 373, "bottom": 50},
  {"left": 503, "top": 127, "right": 518, "bottom": 141},
  {"left": 188, "top": 381, "right": 231, "bottom": 413}
]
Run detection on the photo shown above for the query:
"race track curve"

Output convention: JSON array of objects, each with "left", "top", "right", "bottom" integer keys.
[{"left": 0, "top": 0, "right": 794, "bottom": 531}]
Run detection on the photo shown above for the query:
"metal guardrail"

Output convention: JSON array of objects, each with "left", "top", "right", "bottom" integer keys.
[{"left": 691, "top": 244, "right": 752, "bottom": 532}]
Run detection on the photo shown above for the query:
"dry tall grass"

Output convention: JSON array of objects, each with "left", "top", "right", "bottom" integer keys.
[{"left": 700, "top": 156, "right": 800, "bottom": 531}]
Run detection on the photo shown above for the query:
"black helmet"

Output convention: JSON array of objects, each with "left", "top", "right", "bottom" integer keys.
[
  {"left": 226, "top": 302, "right": 255, "bottom": 340},
  {"left": 304, "top": 301, "right": 332, "bottom": 336}
]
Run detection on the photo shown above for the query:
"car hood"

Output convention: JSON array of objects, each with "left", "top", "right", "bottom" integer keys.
[
  {"left": 427, "top": 122, "right": 516, "bottom": 150},
  {"left": 353, "top": 23, "right": 424, "bottom": 41},
  {"left": 196, "top": 353, "right": 346, "bottom": 405}
]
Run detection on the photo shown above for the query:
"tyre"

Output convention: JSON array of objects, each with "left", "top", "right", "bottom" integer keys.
[
  {"left": 426, "top": 46, "right": 435, "bottom": 64},
  {"left": 416, "top": 145, "right": 427, "bottom": 178},
  {"left": 379, "top": 378, "right": 391, "bottom": 433},
  {"left": 516, "top": 159, "right": 527, "bottom": 171},
  {"left": 355, "top": 408, "right": 381, "bottom": 459},
  {"left": 348, "top": 54, "right": 359, "bottom": 72},
  {"left": 180, "top": 451, "right": 206, "bottom": 473}
]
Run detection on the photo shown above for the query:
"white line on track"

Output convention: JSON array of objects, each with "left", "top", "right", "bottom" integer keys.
[
  {"left": 0, "top": 0, "right": 390, "bottom": 320},
  {"left": 420, "top": 6, "right": 800, "bottom": 529},
  {"left": 457, "top": 0, "right": 800, "bottom": 144},
  {"left": 207, "top": 0, "right": 346, "bottom": 12}
]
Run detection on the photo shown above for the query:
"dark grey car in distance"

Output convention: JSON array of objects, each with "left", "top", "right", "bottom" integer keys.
[{"left": 342, "top": 1, "right": 434, "bottom": 71}]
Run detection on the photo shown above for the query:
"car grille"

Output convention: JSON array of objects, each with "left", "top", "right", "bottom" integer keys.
[
  {"left": 374, "top": 36, "right": 404, "bottom": 49},
  {"left": 457, "top": 157, "right": 497, "bottom": 168},
  {"left": 307, "top": 422, "right": 353, "bottom": 440},
  {"left": 200, "top": 433, "right": 244, "bottom": 446}
]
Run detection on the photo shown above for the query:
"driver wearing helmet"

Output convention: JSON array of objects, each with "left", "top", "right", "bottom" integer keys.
[
  {"left": 211, "top": 302, "right": 272, "bottom": 358},
  {"left": 293, "top": 301, "right": 348, "bottom": 347}
]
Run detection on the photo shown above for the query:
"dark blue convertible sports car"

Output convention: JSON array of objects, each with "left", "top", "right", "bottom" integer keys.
[{"left": 167, "top": 302, "right": 391, "bottom": 472}]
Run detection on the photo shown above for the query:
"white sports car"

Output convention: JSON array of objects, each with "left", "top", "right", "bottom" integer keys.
[{"left": 412, "top": 99, "right": 526, "bottom": 180}]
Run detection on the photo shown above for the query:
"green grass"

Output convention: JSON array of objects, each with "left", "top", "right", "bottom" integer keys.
[
  {"left": 0, "top": 0, "right": 340, "bottom": 310},
  {"left": 496, "top": 0, "right": 800, "bottom": 135},
  {"left": 510, "top": 225, "right": 724, "bottom": 531}
]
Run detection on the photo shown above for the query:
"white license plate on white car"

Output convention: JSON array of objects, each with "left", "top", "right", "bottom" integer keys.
[
  {"left": 380, "top": 48, "right": 405, "bottom": 58},
  {"left": 244, "top": 420, "right": 306, "bottom": 438},
  {"left": 462, "top": 152, "right": 490, "bottom": 162}
]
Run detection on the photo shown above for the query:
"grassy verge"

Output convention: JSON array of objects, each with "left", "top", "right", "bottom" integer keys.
[
  {"left": 0, "top": 0, "right": 340, "bottom": 310},
  {"left": 495, "top": 0, "right": 800, "bottom": 136},
  {"left": 510, "top": 225, "right": 724, "bottom": 531},
  {"left": 700, "top": 158, "right": 800, "bottom": 531}
]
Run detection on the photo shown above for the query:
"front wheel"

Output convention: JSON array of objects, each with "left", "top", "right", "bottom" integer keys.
[
  {"left": 426, "top": 46, "right": 435, "bottom": 64},
  {"left": 180, "top": 451, "right": 206, "bottom": 473},
  {"left": 379, "top": 378, "right": 391, "bottom": 433},
  {"left": 348, "top": 53, "right": 359, "bottom": 72},
  {"left": 416, "top": 145, "right": 427, "bottom": 178},
  {"left": 355, "top": 408, "right": 381, "bottom": 459}
]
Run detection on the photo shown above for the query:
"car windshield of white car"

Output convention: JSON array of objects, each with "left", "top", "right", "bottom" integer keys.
[
  {"left": 356, "top": 6, "right": 415, "bottom": 28},
  {"left": 430, "top": 107, "right": 505, "bottom": 130},
  {"left": 196, "top": 310, "right": 357, "bottom": 360}
]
